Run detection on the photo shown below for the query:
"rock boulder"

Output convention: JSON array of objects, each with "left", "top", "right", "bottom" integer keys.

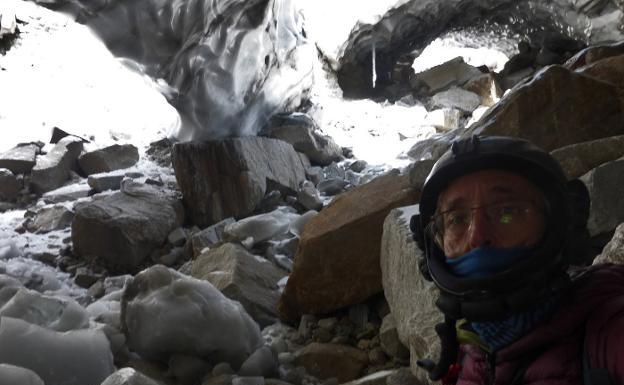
[
  {"left": 278, "top": 173, "right": 418, "bottom": 321},
  {"left": 580, "top": 158, "right": 624, "bottom": 236},
  {"left": 78, "top": 144, "right": 139, "bottom": 175},
  {"left": 465, "top": 65, "right": 624, "bottom": 151},
  {"left": 192, "top": 243, "right": 287, "bottom": 327},
  {"left": 550, "top": 135, "right": 624, "bottom": 179},
  {"left": 292, "top": 343, "right": 368, "bottom": 383},
  {"left": 380, "top": 205, "right": 442, "bottom": 383},
  {"left": 593, "top": 223, "right": 624, "bottom": 265},
  {"left": 30, "top": 137, "right": 83, "bottom": 194},
  {"left": 72, "top": 184, "right": 184, "bottom": 272},
  {"left": 0, "top": 169, "right": 21, "bottom": 201},
  {"left": 264, "top": 114, "right": 343, "bottom": 166},
  {"left": 0, "top": 143, "right": 40, "bottom": 175},
  {"left": 172, "top": 137, "right": 307, "bottom": 227}
]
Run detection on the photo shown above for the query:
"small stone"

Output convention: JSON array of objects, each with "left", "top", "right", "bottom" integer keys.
[
  {"left": 88, "top": 280, "right": 105, "bottom": 298},
  {"left": 271, "top": 336, "right": 288, "bottom": 354},
  {"left": 87, "top": 172, "right": 125, "bottom": 193},
  {"left": 313, "top": 328, "right": 333, "bottom": 343},
  {"left": 297, "top": 182, "right": 323, "bottom": 211},
  {"left": 317, "top": 317, "right": 338, "bottom": 331},
  {"left": 317, "top": 178, "right": 349, "bottom": 196},
  {"left": 238, "top": 346, "right": 277, "bottom": 377},
  {"left": 386, "top": 368, "right": 420, "bottom": 385},
  {"left": 306, "top": 167, "right": 323, "bottom": 186},
  {"left": 203, "top": 374, "right": 235, "bottom": 385},
  {"left": 357, "top": 339, "right": 371, "bottom": 350},
  {"left": 298, "top": 314, "right": 317, "bottom": 340},
  {"left": 368, "top": 348, "right": 387, "bottom": 366},
  {"left": 168, "top": 228, "right": 188, "bottom": 247},
  {"left": 233, "top": 377, "right": 265, "bottom": 385},
  {"left": 278, "top": 352, "right": 295, "bottom": 365},
  {"left": 74, "top": 267, "right": 102, "bottom": 289},
  {"left": 348, "top": 160, "right": 367, "bottom": 173},
  {"left": 212, "top": 363, "right": 235, "bottom": 376}
]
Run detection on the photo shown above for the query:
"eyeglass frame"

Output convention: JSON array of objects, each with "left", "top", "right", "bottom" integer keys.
[{"left": 426, "top": 199, "right": 549, "bottom": 248}]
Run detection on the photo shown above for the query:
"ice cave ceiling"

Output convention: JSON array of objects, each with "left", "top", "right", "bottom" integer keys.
[{"left": 38, "top": 0, "right": 624, "bottom": 139}]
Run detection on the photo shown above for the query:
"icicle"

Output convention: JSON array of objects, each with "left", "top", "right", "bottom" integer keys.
[{"left": 372, "top": 41, "right": 377, "bottom": 89}]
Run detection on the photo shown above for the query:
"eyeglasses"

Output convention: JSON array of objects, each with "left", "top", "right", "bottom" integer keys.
[{"left": 428, "top": 200, "right": 545, "bottom": 245}]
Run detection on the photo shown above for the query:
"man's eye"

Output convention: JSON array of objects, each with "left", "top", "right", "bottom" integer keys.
[
  {"left": 446, "top": 211, "right": 469, "bottom": 226},
  {"left": 495, "top": 205, "right": 525, "bottom": 224}
]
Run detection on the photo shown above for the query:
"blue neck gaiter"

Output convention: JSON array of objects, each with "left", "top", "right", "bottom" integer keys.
[
  {"left": 446, "top": 246, "right": 559, "bottom": 351},
  {"left": 446, "top": 246, "right": 530, "bottom": 278}
]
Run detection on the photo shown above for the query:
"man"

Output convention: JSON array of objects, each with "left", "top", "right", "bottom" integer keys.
[{"left": 411, "top": 135, "right": 624, "bottom": 385}]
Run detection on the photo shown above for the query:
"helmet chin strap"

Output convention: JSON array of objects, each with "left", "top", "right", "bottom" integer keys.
[{"left": 417, "top": 315, "right": 459, "bottom": 381}]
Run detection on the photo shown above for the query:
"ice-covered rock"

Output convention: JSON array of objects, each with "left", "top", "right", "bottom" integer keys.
[
  {"left": 0, "top": 316, "right": 115, "bottom": 385},
  {"left": 78, "top": 144, "right": 139, "bottom": 175},
  {"left": 30, "top": 136, "right": 84, "bottom": 194},
  {"left": 0, "top": 288, "right": 89, "bottom": 331},
  {"left": 223, "top": 207, "right": 299, "bottom": 246},
  {"left": 0, "top": 143, "right": 40, "bottom": 175},
  {"left": 297, "top": 181, "right": 323, "bottom": 211},
  {"left": 0, "top": 239, "right": 19, "bottom": 260},
  {"left": 0, "top": 363, "right": 44, "bottom": 385},
  {"left": 289, "top": 210, "right": 317, "bottom": 237},
  {"left": 121, "top": 265, "right": 263, "bottom": 369},
  {"left": 41, "top": 182, "right": 91, "bottom": 204},
  {"left": 424, "top": 109, "right": 462, "bottom": 132},
  {"left": 87, "top": 170, "right": 126, "bottom": 192},
  {"left": 263, "top": 113, "right": 343, "bottom": 166},
  {"left": 0, "top": 275, "right": 22, "bottom": 305},
  {"left": 430, "top": 87, "right": 481, "bottom": 114}
]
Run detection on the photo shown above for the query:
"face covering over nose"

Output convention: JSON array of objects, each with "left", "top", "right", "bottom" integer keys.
[
  {"left": 445, "top": 246, "right": 559, "bottom": 352},
  {"left": 445, "top": 246, "right": 531, "bottom": 278}
]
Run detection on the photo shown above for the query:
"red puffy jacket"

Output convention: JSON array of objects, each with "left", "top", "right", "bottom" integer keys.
[{"left": 454, "top": 263, "right": 624, "bottom": 385}]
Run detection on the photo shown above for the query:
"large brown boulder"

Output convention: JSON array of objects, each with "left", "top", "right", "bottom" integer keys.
[
  {"left": 172, "top": 137, "right": 307, "bottom": 227},
  {"left": 278, "top": 173, "right": 418, "bottom": 321},
  {"left": 464, "top": 65, "right": 624, "bottom": 151}
]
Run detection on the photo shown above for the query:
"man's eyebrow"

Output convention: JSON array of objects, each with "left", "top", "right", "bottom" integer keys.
[{"left": 439, "top": 185, "right": 521, "bottom": 212}]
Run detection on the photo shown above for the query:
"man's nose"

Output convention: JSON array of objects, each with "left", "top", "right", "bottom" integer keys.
[{"left": 467, "top": 208, "right": 493, "bottom": 250}]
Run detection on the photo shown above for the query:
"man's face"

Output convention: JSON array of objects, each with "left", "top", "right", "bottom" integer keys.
[{"left": 435, "top": 169, "right": 547, "bottom": 258}]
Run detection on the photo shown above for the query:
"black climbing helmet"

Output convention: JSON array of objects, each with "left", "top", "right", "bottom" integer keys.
[{"left": 413, "top": 135, "right": 585, "bottom": 322}]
